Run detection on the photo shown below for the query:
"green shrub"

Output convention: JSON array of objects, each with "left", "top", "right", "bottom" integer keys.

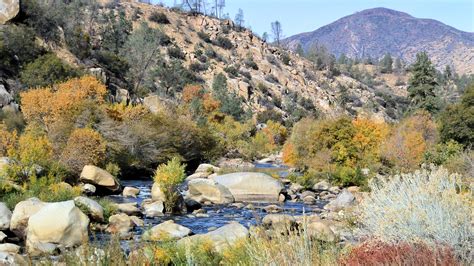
[
  {"left": 244, "top": 56, "right": 258, "bottom": 70},
  {"left": 189, "top": 62, "right": 208, "bottom": 72},
  {"left": 265, "top": 74, "right": 279, "bottom": 84},
  {"left": 214, "top": 36, "right": 233, "bottom": 49},
  {"left": 96, "top": 197, "right": 118, "bottom": 221},
  {"left": 359, "top": 166, "right": 472, "bottom": 262},
  {"left": 197, "top": 31, "right": 211, "bottom": 43},
  {"left": 20, "top": 54, "right": 78, "bottom": 88},
  {"left": 0, "top": 25, "right": 43, "bottom": 76},
  {"left": 281, "top": 52, "right": 291, "bottom": 65},
  {"left": 153, "top": 157, "right": 186, "bottom": 213},
  {"left": 149, "top": 11, "right": 170, "bottom": 24},
  {"left": 167, "top": 46, "right": 185, "bottom": 59},
  {"left": 93, "top": 50, "right": 129, "bottom": 78},
  {"left": 223, "top": 65, "right": 239, "bottom": 78},
  {"left": 424, "top": 140, "right": 463, "bottom": 166}
]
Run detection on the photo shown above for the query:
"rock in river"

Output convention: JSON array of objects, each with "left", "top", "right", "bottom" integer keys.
[
  {"left": 188, "top": 178, "right": 234, "bottom": 204},
  {"left": 178, "top": 222, "right": 248, "bottom": 252},
  {"left": 80, "top": 165, "right": 121, "bottom": 193},
  {"left": 143, "top": 220, "right": 192, "bottom": 241},
  {"left": 213, "top": 172, "right": 283, "bottom": 202}
]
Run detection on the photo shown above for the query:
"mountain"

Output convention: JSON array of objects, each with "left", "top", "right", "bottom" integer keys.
[
  {"left": 283, "top": 8, "right": 474, "bottom": 75},
  {"left": 1, "top": 2, "right": 408, "bottom": 122}
]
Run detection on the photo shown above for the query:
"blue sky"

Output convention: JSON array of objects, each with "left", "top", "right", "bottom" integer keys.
[{"left": 153, "top": 0, "right": 474, "bottom": 37}]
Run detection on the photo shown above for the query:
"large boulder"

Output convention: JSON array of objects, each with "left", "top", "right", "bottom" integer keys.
[
  {"left": 213, "top": 172, "right": 283, "bottom": 202},
  {"left": 324, "top": 189, "right": 355, "bottom": 212},
  {"left": 143, "top": 220, "right": 192, "bottom": 241},
  {"left": 74, "top": 196, "right": 104, "bottom": 222},
  {"left": 80, "top": 165, "right": 120, "bottom": 193},
  {"left": 0, "top": 203, "right": 12, "bottom": 230},
  {"left": 10, "top": 198, "right": 48, "bottom": 238},
  {"left": 151, "top": 182, "right": 166, "bottom": 202},
  {"left": 178, "top": 222, "right": 248, "bottom": 252},
  {"left": 0, "top": 1, "right": 19, "bottom": 25},
  {"left": 26, "top": 201, "right": 89, "bottom": 255},
  {"left": 187, "top": 178, "right": 234, "bottom": 204}
]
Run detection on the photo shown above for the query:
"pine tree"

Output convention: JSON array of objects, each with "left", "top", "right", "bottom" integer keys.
[
  {"left": 379, "top": 53, "right": 393, "bottom": 73},
  {"left": 407, "top": 52, "right": 440, "bottom": 113}
]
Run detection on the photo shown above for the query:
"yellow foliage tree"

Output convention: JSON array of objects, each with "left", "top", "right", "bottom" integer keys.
[
  {"left": 0, "top": 124, "right": 17, "bottom": 156},
  {"left": 20, "top": 76, "right": 107, "bottom": 129},
  {"left": 352, "top": 118, "right": 389, "bottom": 167},
  {"left": 60, "top": 128, "right": 107, "bottom": 174},
  {"left": 282, "top": 142, "right": 297, "bottom": 167},
  {"left": 6, "top": 125, "right": 53, "bottom": 182}
]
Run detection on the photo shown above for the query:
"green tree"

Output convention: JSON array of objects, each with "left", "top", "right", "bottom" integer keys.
[
  {"left": 379, "top": 53, "right": 393, "bottom": 73},
  {"left": 121, "top": 22, "right": 169, "bottom": 93},
  {"left": 407, "top": 52, "right": 440, "bottom": 113},
  {"left": 100, "top": 9, "right": 132, "bottom": 54},
  {"left": 20, "top": 54, "right": 78, "bottom": 88},
  {"left": 212, "top": 73, "right": 245, "bottom": 120},
  {"left": 439, "top": 83, "right": 474, "bottom": 146}
]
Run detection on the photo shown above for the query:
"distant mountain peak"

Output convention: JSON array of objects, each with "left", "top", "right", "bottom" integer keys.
[{"left": 283, "top": 7, "right": 474, "bottom": 75}]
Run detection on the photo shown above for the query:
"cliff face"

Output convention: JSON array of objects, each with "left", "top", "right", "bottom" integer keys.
[{"left": 284, "top": 8, "right": 474, "bottom": 75}]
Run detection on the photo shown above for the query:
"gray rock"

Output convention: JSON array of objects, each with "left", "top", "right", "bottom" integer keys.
[
  {"left": 81, "top": 183, "right": 96, "bottom": 194},
  {"left": 263, "top": 204, "right": 283, "bottom": 213},
  {"left": 0, "top": 0, "right": 19, "bottom": 24},
  {"left": 0, "top": 85, "right": 13, "bottom": 107},
  {"left": 262, "top": 214, "right": 296, "bottom": 228},
  {"left": 0, "top": 203, "right": 12, "bottom": 230},
  {"left": 324, "top": 189, "right": 355, "bottom": 212},
  {"left": 195, "top": 163, "right": 220, "bottom": 174},
  {"left": 313, "top": 180, "right": 330, "bottom": 191},
  {"left": 301, "top": 190, "right": 316, "bottom": 199}
]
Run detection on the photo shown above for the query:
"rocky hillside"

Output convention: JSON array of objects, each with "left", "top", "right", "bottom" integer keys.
[
  {"left": 0, "top": 1, "right": 408, "bottom": 122},
  {"left": 283, "top": 8, "right": 474, "bottom": 75}
]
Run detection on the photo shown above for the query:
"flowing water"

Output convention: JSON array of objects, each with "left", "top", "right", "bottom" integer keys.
[{"left": 95, "top": 163, "right": 327, "bottom": 245}]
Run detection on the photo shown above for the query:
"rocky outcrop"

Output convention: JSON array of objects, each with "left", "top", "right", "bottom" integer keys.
[
  {"left": 143, "top": 220, "right": 192, "bottom": 241},
  {"left": 187, "top": 178, "right": 234, "bottom": 204},
  {"left": 74, "top": 196, "right": 104, "bottom": 222},
  {"left": 0, "top": 0, "right": 19, "bottom": 25},
  {"left": 0, "top": 203, "right": 12, "bottom": 231},
  {"left": 213, "top": 172, "right": 283, "bottom": 202},
  {"left": 10, "top": 198, "right": 48, "bottom": 238},
  {"left": 26, "top": 201, "right": 89, "bottom": 255},
  {"left": 179, "top": 222, "right": 248, "bottom": 252},
  {"left": 79, "top": 165, "right": 120, "bottom": 193}
]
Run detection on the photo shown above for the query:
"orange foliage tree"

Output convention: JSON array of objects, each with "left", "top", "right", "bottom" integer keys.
[
  {"left": 381, "top": 111, "right": 437, "bottom": 171},
  {"left": 60, "top": 128, "right": 107, "bottom": 174},
  {"left": 20, "top": 76, "right": 107, "bottom": 130}
]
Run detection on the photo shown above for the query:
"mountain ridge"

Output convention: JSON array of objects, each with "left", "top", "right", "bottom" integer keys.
[{"left": 283, "top": 7, "right": 474, "bottom": 75}]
